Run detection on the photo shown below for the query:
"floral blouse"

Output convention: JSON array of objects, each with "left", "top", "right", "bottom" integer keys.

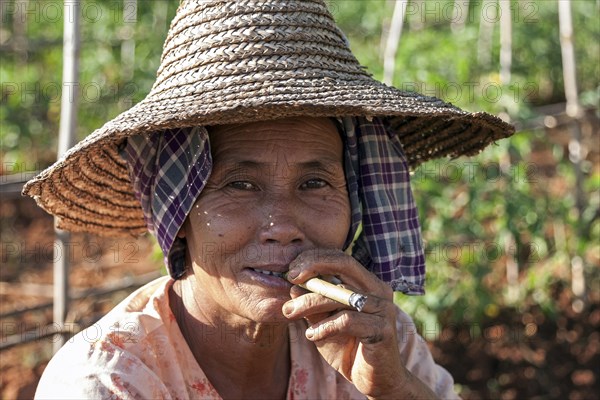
[{"left": 35, "top": 276, "right": 458, "bottom": 399}]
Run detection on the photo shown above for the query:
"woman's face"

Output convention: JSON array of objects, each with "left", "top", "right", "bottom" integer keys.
[{"left": 181, "top": 117, "right": 351, "bottom": 323}]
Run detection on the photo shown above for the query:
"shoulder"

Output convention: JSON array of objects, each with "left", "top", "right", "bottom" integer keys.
[
  {"left": 35, "top": 277, "right": 175, "bottom": 399},
  {"left": 393, "top": 305, "right": 461, "bottom": 400}
]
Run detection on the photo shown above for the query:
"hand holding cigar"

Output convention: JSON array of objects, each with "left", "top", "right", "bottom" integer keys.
[{"left": 291, "top": 276, "right": 368, "bottom": 312}]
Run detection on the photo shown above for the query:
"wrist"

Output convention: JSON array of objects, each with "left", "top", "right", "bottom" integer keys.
[{"left": 366, "top": 369, "right": 440, "bottom": 400}]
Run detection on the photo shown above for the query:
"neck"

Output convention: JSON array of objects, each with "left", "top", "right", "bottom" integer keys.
[{"left": 169, "top": 278, "right": 291, "bottom": 399}]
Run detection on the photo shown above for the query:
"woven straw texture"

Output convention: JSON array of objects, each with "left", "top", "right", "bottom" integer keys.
[{"left": 23, "top": 0, "right": 514, "bottom": 237}]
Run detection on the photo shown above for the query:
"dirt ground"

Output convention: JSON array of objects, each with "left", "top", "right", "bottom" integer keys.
[
  {"left": 1, "top": 196, "right": 598, "bottom": 399},
  {"left": 1, "top": 197, "right": 161, "bottom": 399}
]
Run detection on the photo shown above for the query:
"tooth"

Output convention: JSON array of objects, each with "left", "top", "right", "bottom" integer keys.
[{"left": 252, "top": 268, "right": 285, "bottom": 278}]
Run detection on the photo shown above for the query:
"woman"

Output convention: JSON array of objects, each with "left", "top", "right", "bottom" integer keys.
[{"left": 26, "top": 1, "right": 514, "bottom": 399}]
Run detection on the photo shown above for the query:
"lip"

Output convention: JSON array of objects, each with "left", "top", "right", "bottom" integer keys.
[{"left": 244, "top": 266, "right": 291, "bottom": 290}]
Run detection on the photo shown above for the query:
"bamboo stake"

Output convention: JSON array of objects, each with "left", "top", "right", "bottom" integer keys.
[
  {"left": 11, "top": 0, "right": 29, "bottom": 64},
  {"left": 499, "top": 0, "right": 517, "bottom": 301},
  {"left": 558, "top": 0, "right": 582, "bottom": 119},
  {"left": 383, "top": 0, "right": 408, "bottom": 85},
  {"left": 558, "top": 0, "right": 586, "bottom": 311},
  {"left": 54, "top": 0, "right": 80, "bottom": 353},
  {"left": 379, "top": 0, "right": 396, "bottom": 62},
  {"left": 152, "top": 0, "right": 169, "bottom": 34},
  {"left": 499, "top": 0, "right": 512, "bottom": 85},
  {"left": 451, "top": 0, "right": 469, "bottom": 32},
  {"left": 121, "top": 0, "right": 137, "bottom": 85},
  {"left": 477, "top": 0, "right": 496, "bottom": 68}
]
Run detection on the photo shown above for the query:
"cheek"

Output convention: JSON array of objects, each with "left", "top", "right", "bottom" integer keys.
[
  {"left": 305, "top": 194, "right": 351, "bottom": 247},
  {"left": 186, "top": 200, "right": 256, "bottom": 253}
]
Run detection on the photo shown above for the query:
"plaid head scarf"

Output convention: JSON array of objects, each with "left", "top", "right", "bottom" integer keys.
[{"left": 121, "top": 117, "right": 425, "bottom": 295}]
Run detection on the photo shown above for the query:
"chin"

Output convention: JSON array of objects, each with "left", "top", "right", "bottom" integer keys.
[{"left": 245, "top": 297, "right": 289, "bottom": 323}]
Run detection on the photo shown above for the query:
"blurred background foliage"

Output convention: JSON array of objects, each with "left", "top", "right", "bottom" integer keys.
[
  {"left": 1, "top": 0, "right": 599, "bottom": 398},
  {"left": 332, "top": 0, "right": 599, "bottom": 330},
  {"left": 2, "top": 0, "right": 599, "bottom": 311},
  {"left": 2, "top": 0, "right": 598, "bottom": 325}
]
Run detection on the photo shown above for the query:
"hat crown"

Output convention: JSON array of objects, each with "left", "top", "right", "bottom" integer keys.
[
  {"left": 22, "top": 0, "right": 514, "bottom": 239},
  {"left": 151, "top": 0, "right": 371, "bottom": 96}
]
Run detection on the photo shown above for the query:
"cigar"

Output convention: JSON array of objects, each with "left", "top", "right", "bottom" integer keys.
[{"left": 296, "top": 277, "right": 368, "bottom": 312}]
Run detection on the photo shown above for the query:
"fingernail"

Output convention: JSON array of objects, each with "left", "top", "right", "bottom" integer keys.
[
  {"left": 286, "top": 268, "right": 300, "bottom": 281},
  {"left": 282, "top": 302, "right": 295, "bottom": 316},
  {"left": 305, "top": 327, "right": 314, "bottom": 339}
]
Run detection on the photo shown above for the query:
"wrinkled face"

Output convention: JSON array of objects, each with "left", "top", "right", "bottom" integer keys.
[{"left": 181, "top": 117, "right": 351, "bottom": 323}]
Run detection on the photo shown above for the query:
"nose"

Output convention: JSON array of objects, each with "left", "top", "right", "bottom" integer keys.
[{"left": 258, "top": 202, "right": 306, "bottom": 246}]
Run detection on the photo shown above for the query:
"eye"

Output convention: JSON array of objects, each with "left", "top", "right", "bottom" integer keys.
[
  {"left": 228, "top": 181, "right": 258, "bottom": 191},
  {"left": 300, "top": 179, "right": 327, "bottom": 190}
]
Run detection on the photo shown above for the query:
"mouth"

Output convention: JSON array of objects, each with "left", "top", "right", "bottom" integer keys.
[{"left": 249, "top": 268, "right": 287, "bottom": 279}]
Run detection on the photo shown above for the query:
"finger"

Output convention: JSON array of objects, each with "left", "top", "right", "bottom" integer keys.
[
  {"left": 283, "top": 288, "right": 351, "bottom": 322},
  {"left": 296, "top": 280, "right": 386, "bottom": 315},
  {"left": 353, "top": 292, "right": 388, "bottom": 315},
  {"left": 289, "top": 284, "right": 309, "bottom": 298},
  {"left": 305, "top": 310, "right": 394, "bottom": 345},
  {"left": 287, "top": 249, "right": 392, "bottom": 299}
]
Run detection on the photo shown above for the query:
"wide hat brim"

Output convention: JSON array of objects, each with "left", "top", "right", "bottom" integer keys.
[{"left": 23, "top": 0, "right": 514, "bottom": 237}]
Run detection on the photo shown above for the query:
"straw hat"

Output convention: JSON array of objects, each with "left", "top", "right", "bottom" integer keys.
[{"left": 23, "top": 0, "right": 514, "bottom": 237}]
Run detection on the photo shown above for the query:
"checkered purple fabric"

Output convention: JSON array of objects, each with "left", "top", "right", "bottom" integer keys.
[
  {"left": 121, "top": 118, "right": 425, "bottom": 294},
  {"left": 342, "top": 117, "right": 425, "bottom": 295},
  {"left": 121, "top": 127, "right": 212, "bottom": 278}
]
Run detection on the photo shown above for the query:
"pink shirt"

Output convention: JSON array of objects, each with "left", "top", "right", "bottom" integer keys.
[{"left": 35, "top": 276, "right": 458, "bottom": 399}]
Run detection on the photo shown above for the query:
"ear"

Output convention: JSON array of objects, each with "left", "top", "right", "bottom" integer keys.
[{"left": 176, "top": 225, "right": 186, "bottom": 238}]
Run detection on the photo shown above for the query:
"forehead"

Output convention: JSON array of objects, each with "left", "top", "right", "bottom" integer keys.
[{"left": 208, "top": 117, "right": 343, "bottom": 163}]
